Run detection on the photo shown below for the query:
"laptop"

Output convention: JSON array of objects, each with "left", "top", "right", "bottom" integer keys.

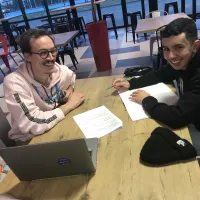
[{"left": 0, "top": 138, "right": 98, "bottom": 181}]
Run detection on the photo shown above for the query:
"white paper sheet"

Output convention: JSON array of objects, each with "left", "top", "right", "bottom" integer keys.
[
  {"left": 73, "top": 106, "right": 122, "bottom": 138},
  {"left": 119, "top": 83, "right": 179, "bottom": 121}
]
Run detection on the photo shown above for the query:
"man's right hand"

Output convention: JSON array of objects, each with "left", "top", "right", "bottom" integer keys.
[
  {"left": 60, "top": 92, "right": 85, "bottom": 115},
  {"left": 112, "top": 78, "right": 130, "bottom": 90}
]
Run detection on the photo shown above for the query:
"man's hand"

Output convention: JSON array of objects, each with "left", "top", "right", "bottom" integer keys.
[
  {"left": 65, "top": 85, "right": 74, "bottom": 99},
  {"left": 129, "top": 90, "right": 150, "bottom": 104},
  {"left": 112, "top": 78, "right": 130, "bottom": 90},
  {"left": 60, "top": 92, "right": 85, "bottom": 115}
]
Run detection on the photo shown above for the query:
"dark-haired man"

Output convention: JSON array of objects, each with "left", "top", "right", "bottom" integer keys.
[
  {"left": 3, "top": 29, "right": 84, "bottom": 142},
  {"left": 113, "top": 18, "right": 200, "bottom": 152}
]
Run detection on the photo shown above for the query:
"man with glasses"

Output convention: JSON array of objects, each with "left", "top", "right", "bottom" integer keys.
[{"left": 3, "top": 29, "right": 84, "bottom": 143}]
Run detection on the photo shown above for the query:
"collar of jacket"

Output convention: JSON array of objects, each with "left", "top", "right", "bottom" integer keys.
[{"left": 185, "top": 48, "right": 200, "bottom": 76}]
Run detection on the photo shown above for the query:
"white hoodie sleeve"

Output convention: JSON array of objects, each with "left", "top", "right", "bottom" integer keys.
[
  {"left": 59, "top": 64, "right": 76, "bottom": 88},
  {"left": 4, "top": 78, "right": 65, "bottom": 139}
]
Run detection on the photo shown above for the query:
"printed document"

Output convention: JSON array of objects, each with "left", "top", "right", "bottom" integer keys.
[
  {"left": 119, "top": 83, "right": 179, "bottom": 121},
  {"left": 73, "top": 106, "right": 122, "bottom": 138}
]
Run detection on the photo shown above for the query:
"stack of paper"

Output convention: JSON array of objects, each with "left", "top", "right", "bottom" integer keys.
[
  {"left": 119, "top": 83, "right": 179, "bottom": 121},
  {"left": 73, "top": 106, "right": 122, "bottom": 138}
]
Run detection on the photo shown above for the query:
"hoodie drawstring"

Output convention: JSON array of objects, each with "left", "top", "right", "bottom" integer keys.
[{"left": 33, "top": 84, "right": 60, "bottom": 108}]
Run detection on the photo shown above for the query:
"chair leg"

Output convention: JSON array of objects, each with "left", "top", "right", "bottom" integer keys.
[
  {"left": 79, "top": 18, "right": 86, "bottom": 41},
  {"left": 174, "top": 3, "right": 178, "bottom": 13},
  {"left": 9, "top": 54, "right": 18, "bottom": 66},
  {"left": 18, "top": 53, "right": 24, "bottom": 60},
  {"left": 74, "top": 54, "right": 78, "bottom": 64},
  {"left": 144, "top": 33, "right": 147, "bottom": 40},
  {"left": 164, "top": 4, "right": 168, "bottom": 15},
  {"left": 73, "top": 38, "right": 78, "bottom": 49},
  {"left": 56, "top": 55, "right": 61, "bottom": 64},
  {"left": 1, "top": 55, "right": 11, "bottom": 72},
  {"left": 81, "top": 17, "right": 86, "bottom": 29},
  {"left": 69, "top": 53, "right": 77, "bottom": 70},
  {"left": 0, "top": 67, "right": 5, "bottom": 76},
  {"left": 56, "top": 51, "right": 64, "bottom": 64},
  {"left": 64, "top": 47, "right": 78, "bottom": 70},
  {"left": 111, "top": 15, "right": 118, "bottom": 40},
  {"left": 130, "top": 17, "right": 136, "bottom": 43},
  {"left": 61, "top": 53, "right": 65, "bottom": 64},
  {"left": 70, "top": 41, "right": 74, "bottom": 49},
  {"left": 150, "top": 40, "right": 153, "bottom": 60},
  {"left": 125, "top": 26, "right": 128, "bottom": 42}
]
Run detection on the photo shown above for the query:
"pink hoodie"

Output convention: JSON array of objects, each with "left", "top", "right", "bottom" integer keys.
[{"left": 3, "top": 62, "right": 76, "bottom": 142}]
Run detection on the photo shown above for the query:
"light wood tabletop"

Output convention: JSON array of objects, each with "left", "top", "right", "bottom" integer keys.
[
  {"left": 51, "top": 0, "right": 105, "bottom": 13},
  {"left": 0, "top": 76, "right": 200, "bottom": 199},
  {"left": 136, "top": 13, "right": 189, "bottom": 34},
  {"left": 51, "top": 30, "right": 79, "bottom": 47}
]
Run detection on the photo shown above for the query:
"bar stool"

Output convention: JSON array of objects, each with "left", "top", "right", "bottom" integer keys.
[
  {"left": 103, "top": 13, "right": 118, "bottom": 39},
  {"left": 164, "top": 2, "right": 178, "bottom": 14},
  {"left": 125, "top": 11, "right": 141, "bottom": 43}
]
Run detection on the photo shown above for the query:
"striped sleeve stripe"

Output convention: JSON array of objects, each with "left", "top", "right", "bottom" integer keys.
[{"left": 14, "top": 93, "right": 57, "bottom": 124}]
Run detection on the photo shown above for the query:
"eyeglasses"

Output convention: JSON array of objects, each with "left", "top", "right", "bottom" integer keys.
[{"left": 31, "top": 48, "right": 58, "bottom": 59}]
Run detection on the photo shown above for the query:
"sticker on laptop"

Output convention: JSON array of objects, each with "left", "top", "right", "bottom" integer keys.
[{"left": 58, "top": 158, "right": 71, "bottom": 166}]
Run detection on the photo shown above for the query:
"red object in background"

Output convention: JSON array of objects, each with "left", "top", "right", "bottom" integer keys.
[{"left": 86, "top": 20, "right": 112, "bottom": 72}]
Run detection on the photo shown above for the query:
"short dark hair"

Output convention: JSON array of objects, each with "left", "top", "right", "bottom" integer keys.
[
  {"left": 19, "top": 29, "right": 55, "bottom": 54},
  {"left": 160, "top": 18, "right": 197, "bottom": 44}
]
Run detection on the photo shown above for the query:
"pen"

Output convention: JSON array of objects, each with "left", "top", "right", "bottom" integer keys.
[{"left": 106, "top": 79, "right": 129, "bottom": 90}]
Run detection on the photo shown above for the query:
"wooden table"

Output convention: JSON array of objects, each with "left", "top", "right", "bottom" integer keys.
[
  {"left": 0, "top": 76, "right": 200, "bottom": 199},
  {"left": 136, "top": 13, "right": 189, "bottom": 34},
  {"left": 51, "top": 30, "right": 79, "bottom": 47}
]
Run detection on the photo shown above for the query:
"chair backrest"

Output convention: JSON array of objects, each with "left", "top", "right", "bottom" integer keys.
[
  {"left": 155, "top": 25, "right": 168, "bottom": 70},
  {"left": 146, "top": 10, "right": 168, "bottom": 18},
  {"left": 11, "top": 24, "right": 27, "bottom": 36},
  {"left": 55, "top": 24, "right": 71, "bottom": 33},
  {"left": 0, "top": 34, "right": 9, "bottom": 54},
  {"left": 156, "top": 25, "right": 166, "bottom": 49}
]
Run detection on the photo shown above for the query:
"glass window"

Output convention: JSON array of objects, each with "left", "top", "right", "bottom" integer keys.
[{"left": 76, "top": 0, "right": 123, "bottom": 27}]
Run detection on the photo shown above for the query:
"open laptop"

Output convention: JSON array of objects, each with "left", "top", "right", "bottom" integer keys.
[{"left": 0, "top": 138, "right": 98, "bottom": 181}]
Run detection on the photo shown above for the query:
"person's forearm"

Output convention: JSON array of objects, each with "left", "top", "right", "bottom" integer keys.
[
  {"left": 142, "top": 96, "right": 193, "bottom": 129},
  {"left": 128, "top": 71, "right": 162, "bottom": 90},
  {"left": 59, "top": 104, "right": 73, "bottom": 116}
]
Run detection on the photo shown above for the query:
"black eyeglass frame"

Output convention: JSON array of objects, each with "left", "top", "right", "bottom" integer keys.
[{"left": 30, "top": 48, "right": 58, "bottom": 59}]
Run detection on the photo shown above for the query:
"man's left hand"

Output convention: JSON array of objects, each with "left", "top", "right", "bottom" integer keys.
[{"left": 129, "top": 90, "right": 150, "bottom": 104}]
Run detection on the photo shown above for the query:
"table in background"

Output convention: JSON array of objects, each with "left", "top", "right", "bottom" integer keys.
[
  {"left": 0, "top": 76, "right": 200, "bottom": 200},
  {"left": 52, "top": 30, "right": 79, "bottom": 48},
  {"left": 135, "top": 12, "right": 189, "bottom": 34}
]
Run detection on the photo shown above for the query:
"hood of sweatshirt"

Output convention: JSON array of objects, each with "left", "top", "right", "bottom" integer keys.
[{"left": 17, "top": 61, "right": 61, "bottom": 89}]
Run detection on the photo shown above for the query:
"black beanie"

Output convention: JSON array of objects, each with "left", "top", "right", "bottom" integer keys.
[{"left": 140, "top": 127, "right": 197, "bottom": 165}]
